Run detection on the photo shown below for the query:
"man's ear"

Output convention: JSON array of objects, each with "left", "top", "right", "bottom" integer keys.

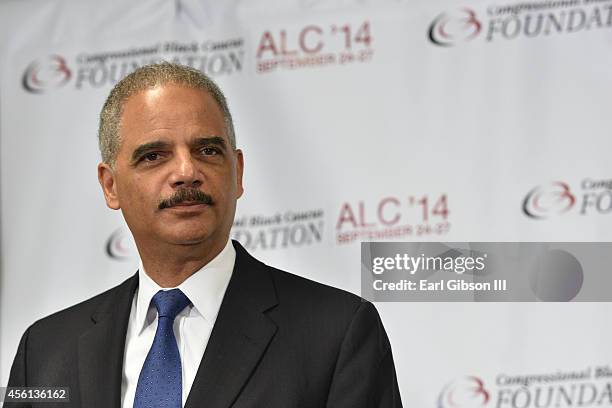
[
  {"left": 98, "top": 162, "right": 120, "bottom": 210},
  {"left": 235, "top": 149, "right": 244, "bottom": 199}
]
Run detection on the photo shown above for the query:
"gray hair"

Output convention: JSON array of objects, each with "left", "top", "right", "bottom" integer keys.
[{"left": 98, "top": 62, "right": 236, "bottom": 166}]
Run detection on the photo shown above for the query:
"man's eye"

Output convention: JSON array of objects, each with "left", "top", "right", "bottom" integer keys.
[
  {"left": 201, "top": 147, "right": 219, "bottom": 155},
  {"left": 143, "top": 152, "right": 161, "bottom": 162}
]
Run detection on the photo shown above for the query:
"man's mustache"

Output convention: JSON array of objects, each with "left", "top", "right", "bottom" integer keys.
[{"left": 158, "top": 188, "right": 214, "bottom": 210}]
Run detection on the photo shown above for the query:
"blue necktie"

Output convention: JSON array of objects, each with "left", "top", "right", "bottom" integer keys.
[{"left": 133, "top": 289, "right": 191, "bottom": 408}]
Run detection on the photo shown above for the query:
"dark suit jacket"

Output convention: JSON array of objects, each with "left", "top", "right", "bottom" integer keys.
[{"left": 4, "top": 241, "right": 402, "bottom": 407}]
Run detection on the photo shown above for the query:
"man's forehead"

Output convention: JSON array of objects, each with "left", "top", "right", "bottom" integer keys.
[{"left": 119, "top": 85, "right": 227, "bottom": 140}]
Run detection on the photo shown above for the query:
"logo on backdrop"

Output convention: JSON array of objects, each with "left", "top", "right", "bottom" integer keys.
[
  {"left": 438, "top": 376, "right": 489, "bottom": 408},
  {"left": 429, "top": 1, "right": 612, "bottom": 46},
  {"left": 523, "top": 178, "right": 612, "bottom": 219},
  {"left": 335, "top": 194, "right": 451, "bottom": 244},
  {"left": 231, "top": 209, "right": 324, "bottom": 251},
  {"left": 428, "top": 9, "right": 482, "bottom": 46},
  {"left": 22, "top": 38, "right": 244, "bottom": 94},
  {"left": 106, "top": 227, "right": 137, "bottom": 260},
  {"left": 522, "top": 181, "right": 575, "bottom": 219},
  {"left": 440, "top": 366, "right": 612, "bottom": 407},
  {"left": 22, "top": 55, "right": 72, "bottom": 93}
]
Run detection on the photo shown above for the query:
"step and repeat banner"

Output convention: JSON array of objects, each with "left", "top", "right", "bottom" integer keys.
[{"left": 2, "top": 0, "right": 612, "bottom": 406}]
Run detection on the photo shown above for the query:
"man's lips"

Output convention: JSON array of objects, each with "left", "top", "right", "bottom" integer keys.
[
  {"left": 162, "top": 202, "right": 209, "bottom": 216},
  {"left": 164, "top": 201, "right": 211, "bottom": 211}
]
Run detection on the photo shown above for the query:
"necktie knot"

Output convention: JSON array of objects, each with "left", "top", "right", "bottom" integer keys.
[{"left": 152, "top": 289, "right": 190, "bottom": 319}]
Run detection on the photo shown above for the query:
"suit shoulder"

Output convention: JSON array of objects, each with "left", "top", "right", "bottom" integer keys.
[
  {"left": 28, "top": 275, "right": 136, "bottom": 335},
  {"left": 234, "top": 240, "right": 368, "bottom": 316},
  {"left": 265, "top": 265, "right": 368, "bottom": 317}
]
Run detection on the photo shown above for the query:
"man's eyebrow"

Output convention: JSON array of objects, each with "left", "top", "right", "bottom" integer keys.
[
  {"left": 131, "top": 141, "right": 171, "bottom": 163},
  {"left": 191, "top": 136, "right": 227, "bottom": 149}
]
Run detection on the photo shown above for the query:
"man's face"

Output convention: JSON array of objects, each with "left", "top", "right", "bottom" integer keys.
[{"left": 98, "top": 84, "right": 243, "bottom": 252}]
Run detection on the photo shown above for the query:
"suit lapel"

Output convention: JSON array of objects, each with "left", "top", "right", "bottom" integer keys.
[
  {"left": 78, "top": 274, "right": 138, "bottom": 408},
  {"left": 185, "top": 241, "right": 278, "bottom": 408}
]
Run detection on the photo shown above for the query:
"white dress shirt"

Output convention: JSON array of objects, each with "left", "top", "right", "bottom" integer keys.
[{"left": 121, "top": 240, "right": 235, "bottom": 408}]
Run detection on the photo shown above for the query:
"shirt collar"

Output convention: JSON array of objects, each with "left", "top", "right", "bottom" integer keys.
[{"left": 135, "top": 239, "right": 235, "bottom": 335}]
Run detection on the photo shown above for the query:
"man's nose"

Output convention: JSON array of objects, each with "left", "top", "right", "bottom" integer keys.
[{"left": 168, "top": 152, "right": 202, "bottom": 188}]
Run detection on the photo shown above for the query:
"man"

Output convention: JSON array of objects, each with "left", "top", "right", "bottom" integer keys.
[{"left": 4, "top": 62, "right": 402, "bottom": 408}]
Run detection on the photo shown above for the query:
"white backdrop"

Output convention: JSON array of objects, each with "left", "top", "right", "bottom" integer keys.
[{"left": 2, "top": 0, "right": 612, "bottom": 406}]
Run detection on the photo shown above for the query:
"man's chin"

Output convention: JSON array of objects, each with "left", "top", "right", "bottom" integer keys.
[{"left": 165, "top": 232, "right": 211, "bottom": 246}]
